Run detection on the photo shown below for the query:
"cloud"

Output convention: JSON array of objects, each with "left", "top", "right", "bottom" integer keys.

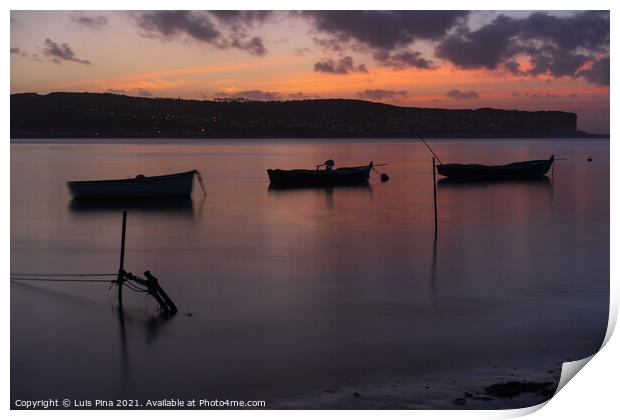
[
  {"left": 303, "top": 11, "right": 468, "bottom": 50},
  {"left": 446, "top": 89, "right": 479, "bottom": 100},
  {"left": 372, "top": 49, "right": 435, "bottom": 70},
  {"left": 435, "top": 11, "right": 609, "bottom": 85},
  {"left": 135, "top": 11, "right": 221, "bottom": 43},
  {"left": 313, "top": 37, "right": 345, "bottom": 52},
  {"left": 230, "top": 36, "right": 267, "bottom": 56},
  {"left": 357, "top": 89, "right": 408, "bottom": 100},
  {"left": 314, "top": 56, "right": 367, "bottom": 74},
  {"left": 71, "top": 15, "right": 108, "bottom": 30},
  {"left": 294, "top": 47, "right": 312, "bottom": 56},
  {"left": 133, "top": 11, "right": 271, "bottom": 56},
  {"left": 214, "top": 90, "right": 281, "bottom": 101},
  {"left": 209, "top": 10, "right": 273, "bottom": 26},
  {"left": 302, "top": 11, "right": 463, "bottom": 74},
  {"left": 579, "top": 56, "right": 610, "bottom": 86},
  {"left": 42, "top": 38, "right": 90, "bottom": 65}
]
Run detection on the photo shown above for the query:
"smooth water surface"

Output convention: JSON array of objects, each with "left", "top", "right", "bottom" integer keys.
[{"left": 11, "top": 139, "right": 609, "bottom": 405}]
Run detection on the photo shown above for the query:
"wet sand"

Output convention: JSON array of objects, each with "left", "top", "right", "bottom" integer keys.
[{"left": 272, "top": 363, "right": 564, "bottom": 409}]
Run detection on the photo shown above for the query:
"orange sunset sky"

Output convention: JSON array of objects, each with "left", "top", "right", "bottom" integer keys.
[{"left": 10, "top": 10, "right": 610, "bottom": 133}]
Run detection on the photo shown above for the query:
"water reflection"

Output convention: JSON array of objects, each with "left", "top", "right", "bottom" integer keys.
[
  {"left": 69, "top": 196, "right": 195, "bottom": 215},
  {"left": 437, "top": 176, "right": 551, "bottom": 189},
  {"left": 267, "top": 182, "right": 372, "bottom": 192},
  {"left": 268, "top": 183, "right": 372, "bottom": 209},
  {"left": 11, "top": 139, "right": 609, "bottom": 405}
]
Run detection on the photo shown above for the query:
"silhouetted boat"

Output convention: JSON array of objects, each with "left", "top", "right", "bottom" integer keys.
[
  {"left": 68, "top": 170, "right": 204, "bottom": 199},
  {"left": 267, "top": 161, "right": 373, "bottom": 187},
  {"left": 436, "top": 156, "right": 554, "bottom": 181}
]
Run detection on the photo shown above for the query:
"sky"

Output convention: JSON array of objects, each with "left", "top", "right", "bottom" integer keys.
[{"left": 10, "top": 10, "right": 610, "bottom": 133}]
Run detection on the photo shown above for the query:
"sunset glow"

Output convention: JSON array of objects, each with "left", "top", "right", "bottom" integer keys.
[{"left": 10, "top": 10, "right": 610, "bottom": 132}]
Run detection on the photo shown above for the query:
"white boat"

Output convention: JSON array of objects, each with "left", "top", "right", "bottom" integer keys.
[{"left": 67, "top": 170, "right": 205, "bottom": 199}]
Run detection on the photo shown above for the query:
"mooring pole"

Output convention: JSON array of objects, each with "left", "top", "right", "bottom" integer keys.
[
  {"left": 117, "top": 211, "right": 127, "bottom": 304},
  {"left": 432, "top": 157, "right": 438, "bottom": 233}
]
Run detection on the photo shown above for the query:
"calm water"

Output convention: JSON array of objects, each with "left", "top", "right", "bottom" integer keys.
[{"left": 11, "top": 139, "right": 609, "bottom": 406}]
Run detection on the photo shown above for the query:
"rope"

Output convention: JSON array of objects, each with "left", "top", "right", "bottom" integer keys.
[
  {"left": 10, "top": 272, "right": 116, "bottom": 277},
  {"left": 10, "top": 276, "right": 113, "bottom": 283},
  {"left": 419, "top": 137, "right": 443, "bottom": 164},
  {"left": 194, "top": 170, "right": 207, "bottom": 196}
]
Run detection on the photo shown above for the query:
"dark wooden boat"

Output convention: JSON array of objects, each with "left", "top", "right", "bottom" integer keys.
[
  {"left": 68, "top": 170, "right": 204, "bottom": 199},
  {"left": 267, "top": 162, "right": 372, "bottom": 187},
  {"left": 436, "top": 156, "right": 554, "bottom": 181}
]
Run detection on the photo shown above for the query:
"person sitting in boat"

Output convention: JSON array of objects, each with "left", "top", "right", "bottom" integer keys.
[{"left": 317, "top": 159, "right": 335, "bottom": 170}]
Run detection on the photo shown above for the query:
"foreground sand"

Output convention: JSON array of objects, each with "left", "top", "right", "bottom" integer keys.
[{"left": 272, "top": 364, "right": 562, "bottom": 409}]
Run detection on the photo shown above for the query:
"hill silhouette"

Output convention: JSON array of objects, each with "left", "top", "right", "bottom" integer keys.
[{"left": 10, "top": 92, "right": 593, "bottom": 139}]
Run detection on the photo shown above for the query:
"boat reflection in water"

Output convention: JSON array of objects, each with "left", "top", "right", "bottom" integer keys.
[
  {"left": 69, "top": 196, "right": 196, "bottom": 216},
  {"left": 437, "top": 176, "right": 552, "bottom": 189},
  {"left": 268, "top": 182, "right": 372, "bottom": 209}
]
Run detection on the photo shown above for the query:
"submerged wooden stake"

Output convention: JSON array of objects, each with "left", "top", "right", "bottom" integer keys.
[{"left": 432, "top": 157, "right": 438, "bottom": 233}]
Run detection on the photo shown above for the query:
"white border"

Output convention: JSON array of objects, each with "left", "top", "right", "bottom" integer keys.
[{"left": 4, "top": 1, "right": 616, "bottom": 419}]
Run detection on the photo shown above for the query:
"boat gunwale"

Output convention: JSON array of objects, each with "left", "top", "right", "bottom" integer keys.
[
  {"left": 436, "top": 158, "right": 553, "bottom": 171},
  {"left": 267, "top": 164, "right": 372, "bottom": 174},
  {"left": 67, "top": 170, "right": 197, "bottom": 185}
]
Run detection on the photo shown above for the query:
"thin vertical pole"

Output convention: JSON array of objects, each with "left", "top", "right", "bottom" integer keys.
[
  {"left": 117, "top": 211, "right": 127, "bottom": 304},
  {"left": 432, "top": 157, "right": 438, "bottom": 233}
]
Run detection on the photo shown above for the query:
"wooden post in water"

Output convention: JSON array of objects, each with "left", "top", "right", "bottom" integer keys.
[
  {"left": 117, "top": 211, "right": 127, "bottom": 304},
  {"left": 432, "top": 157, "right": 438, "bottom": 233}
]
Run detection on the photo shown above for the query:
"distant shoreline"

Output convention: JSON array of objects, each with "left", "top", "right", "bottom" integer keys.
[
  {"left": 10, "top": 136, "right": 610, "bottom": 143},
  {"left": 12, "top": 93, "right": 608, "bottom": 139}
]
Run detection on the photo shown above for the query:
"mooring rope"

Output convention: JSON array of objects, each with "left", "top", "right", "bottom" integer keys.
[
  {"left": 194, "top": 170, "right": 207, "bottom": 196},
  {"left": 10, "top": 272, "right": 116, "bottom": 277},
  {"left": 10, "top": 276, "right": 113, "bottom": 283}
]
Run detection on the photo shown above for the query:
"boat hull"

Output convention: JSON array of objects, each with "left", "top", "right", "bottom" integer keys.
[
  {"left": 436, "top": 157, "right": 554, "bottom": 181},
  {"left": 267, "top": 166, "right": 371, "bottom": 187},
  {"left": 68, "top": 171, "right": 196, "bottom": 199}
]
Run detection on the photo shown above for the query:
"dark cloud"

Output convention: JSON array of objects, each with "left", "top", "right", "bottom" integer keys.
[
  {"left": 231, "top": 36, "right": 267, "bottom": 56},
  {"left": 357, "top": 89, "right": 408, "bottom": 100},
  {"left": 435, "top": 11, "right": 609, "bottom": 85},
  {"left": 446, "top": 89, "right": 479, "bottom": 100},
  {"left": 72, "top": 15, "right": 108, "bottom": 30},
  {"left": 209, "top": 10, "right": 273, "bottom": 25},
  {"left": 133, "top": 11, "right": 271, "bottom": 56},
  {"left": 42, "top": 38, "right": 90, "bottom": 65},
  {"left": 313, "top": 37, "right": 345, "bottom": 52},
  {"left": 10, "top": 47, "right": 30, "bottom": 59},
  {"left": 303, "top": 11, "right": 469, "bottom": 50},
  {"left": 579, "top": 56, "right": 610, "bottom": 86},
  {"left": 135, "top": 11, "right": 221, "bottom": 43},
  {"left": 373, "top": 49, "right": 435, "bottom": 70},
  {"left": 314, "top": 56, "right": 367, "bottom": 74},
  {"left": 214, "top": 90, "right": 281, "bottom": 101}
]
